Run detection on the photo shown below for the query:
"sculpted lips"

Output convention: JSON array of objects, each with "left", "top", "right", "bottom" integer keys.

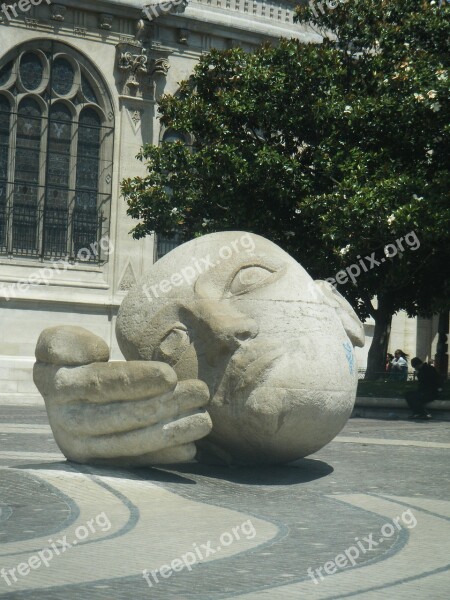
[{"left": 232, "top": 342, "right": 285, "bottom": 393}]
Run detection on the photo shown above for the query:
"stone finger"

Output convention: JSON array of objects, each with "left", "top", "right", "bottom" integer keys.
[
  {"left": 54, "top": 379, "right": 210, "bottom": 436},
  {"left": 63, "top": 410, "right": 212, "bottom": 462},
  {"left": 35, "top": 326, "right": 110, "bottom": 366},
  {"left": 135, "top": 443, "right": 198, "bottom": 464},
  {"left": 37, "top": 361, "right": 177, "bottom": 404},
  {"left": 86, "top": 444, "right": 198, "bottom": 467}
]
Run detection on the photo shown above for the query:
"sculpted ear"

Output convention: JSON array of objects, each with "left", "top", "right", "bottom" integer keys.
[{"left": 314, "top": 280, "right": 365, "bottom": 348}]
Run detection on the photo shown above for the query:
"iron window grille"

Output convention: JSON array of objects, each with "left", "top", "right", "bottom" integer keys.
[
  {"left": 155, "top": 232, "right": 183, "bottom": 261},
  {"left": 0, "top": 40, "right": 114, "bottom": 262}
]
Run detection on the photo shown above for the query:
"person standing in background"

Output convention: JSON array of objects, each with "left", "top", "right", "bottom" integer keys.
[
  {"left": 405, "top": 357, "right": 440, "bottom": 419},
  {"left": 386, "top": 353, "right": 394, "bottom": 374},
  {"left": 391, "top": 349, "right": 409, "bottom": 381}
]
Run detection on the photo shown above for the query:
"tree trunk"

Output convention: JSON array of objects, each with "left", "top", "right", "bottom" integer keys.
[
  {"left": 435, "top": 311, "right": 449, "bottom": 381},
  {"left": 365, "top": 296, "right": 394, "bottom": 380}
]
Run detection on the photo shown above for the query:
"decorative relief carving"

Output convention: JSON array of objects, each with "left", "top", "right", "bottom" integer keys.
[
  {"left": 125, "top": 107, "right": 145, "bottom": 134},
  {"left": 131, "top": 109, "right": 143, "bottom": 125},
  {"left": 116, "top": 41, "right": 170, "bottom": 97},
  {"left": 99, "top": 13, "right": 114, "bottom": 30},
  {"left": 50, "top": 4, "right": 67, "bottom": 22},
  {"left": 178, "top": 28, "right": 189, "bottom": 45},
  {"left": 24, "top": 18, "right": 39, "bottom": 28},
  {"left": 119, "top": 35, "right": 135, "bottom": 44},
  {"left": 118, "top": 49, "right": 148, "bottom": 78},
  {"left": 118, "top": 263, "right": 137, "bottom": 291},
  {"left": 151, "top": 58, "right": 169, "bottom": 76}
]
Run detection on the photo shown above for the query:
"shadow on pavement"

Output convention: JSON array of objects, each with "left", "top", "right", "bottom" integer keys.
[
  {"left": 156, "top": 457, "right": 333, "bottom": 486},
  {"left": 12, "top": 457, "right": 333, "bottom": 487}
]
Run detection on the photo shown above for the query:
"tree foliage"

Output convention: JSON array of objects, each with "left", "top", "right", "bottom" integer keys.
[{"left": 122, "top": 0, "right": 450, "bottom": 374}]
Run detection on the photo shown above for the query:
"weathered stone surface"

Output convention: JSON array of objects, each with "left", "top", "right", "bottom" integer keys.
[
  {"left": 33, "top": 328, "right": 212, "bottom": 465},
  {"left": 116, "top": 231, "right": 365, "bottom": 465},
  {"left": 35, "top": 326, "right": 110, "bottom": 366},
  {"left": 34, "top": 232, "right": 364, "bottom": 466},
  {"left": 314, "top": 279, "right": 365, "bottom": 348}
]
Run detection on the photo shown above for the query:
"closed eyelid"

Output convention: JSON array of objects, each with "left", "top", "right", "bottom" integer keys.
[
  {"left": 193, "top": 255, "right": 286, "bottom": 299},
  {"left": 225, "top": 263, "right": 286, "bottom": 297}
]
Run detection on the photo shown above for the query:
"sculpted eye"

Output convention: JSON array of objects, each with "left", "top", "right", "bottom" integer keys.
[
  {"left": 229, "top": 266, "right": 274, "bottom": 295},
  {"left": 154, "top": 324, "right": 190, "bottom": 366}
]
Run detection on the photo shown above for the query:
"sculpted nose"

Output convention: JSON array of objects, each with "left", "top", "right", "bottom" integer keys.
[
  {"left": 215, "top": 313, "right": 258, "bottom": 347},
  {"left": 185, "top": 299, "right": 258, "bottom": 352}
]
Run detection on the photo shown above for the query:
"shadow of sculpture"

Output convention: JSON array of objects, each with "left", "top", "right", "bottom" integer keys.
[{"left": 147, "top": 457, "right": 334, "bottom": 487}]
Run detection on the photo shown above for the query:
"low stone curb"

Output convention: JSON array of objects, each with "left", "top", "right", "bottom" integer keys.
[{"left": 353, "top": 396, "right": 450, "bottom": 421}]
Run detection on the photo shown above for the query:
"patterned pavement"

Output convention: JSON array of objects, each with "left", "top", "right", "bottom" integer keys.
[{"left": 0, "top": 406, "right": 449, "bottom": 599}]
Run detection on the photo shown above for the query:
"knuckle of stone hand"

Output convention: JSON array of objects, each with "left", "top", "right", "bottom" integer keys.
[
  {"left": 177, "top": 379, "right": 209, "bottom": 397},
  {"left": 138, "top": 361, "right": 177, "bottom": 393},
  {"left": 195, "top": 410, "right": 213, "bottom": 431},
  {"left": 155, "top": 361, "right": 178, "bottom": 390}
]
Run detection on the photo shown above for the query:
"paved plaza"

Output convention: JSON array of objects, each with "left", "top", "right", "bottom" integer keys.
[{"left": 0, "top": 407, "right": 449, "bottom": 599}]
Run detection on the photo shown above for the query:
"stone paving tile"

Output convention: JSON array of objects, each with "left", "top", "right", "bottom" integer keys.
[
  {"left": 0, "top": 434, "right": 59, "bottom": 453},
  {"left": 0, "top": 408, "right": 449, "bottom": 599},
  {"left": 0, "top": 471, "right": 78, "bottom": 544},
  {"left": 346, "top": 417, "right": 450, "bottom": 443},
  {"left": 0, "top": 408, "right": 48, "bottom": 425}
]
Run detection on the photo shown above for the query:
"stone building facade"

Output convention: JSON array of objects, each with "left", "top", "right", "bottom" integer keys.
[
  {"left": 0, "top": 0, "right": 444, "bottom": 403},
  {"left": 0, "top": 0, "right": 322, "bottom": 402}
]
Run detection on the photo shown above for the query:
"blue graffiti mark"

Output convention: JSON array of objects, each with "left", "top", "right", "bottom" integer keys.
[{"left": 343, "top": 341, "right": 355, "bottom": 375}]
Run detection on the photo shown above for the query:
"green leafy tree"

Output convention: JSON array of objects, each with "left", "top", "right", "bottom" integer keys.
[{"left": 122, "top": 0, "right": 450, "bottom": 378}]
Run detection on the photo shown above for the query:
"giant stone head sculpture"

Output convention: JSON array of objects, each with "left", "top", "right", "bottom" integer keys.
[{"left": 116, "top": 231, "right": 364, "bottom": 465}]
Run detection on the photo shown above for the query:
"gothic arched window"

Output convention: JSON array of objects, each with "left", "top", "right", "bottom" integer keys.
[{"left": 0, "top": 41, "right": 114, "bottom": 261}]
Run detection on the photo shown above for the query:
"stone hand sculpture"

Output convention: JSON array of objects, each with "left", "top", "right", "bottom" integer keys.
[
  {"left": 34, "top": 232, "right": 364, "bottom": 466},
  {"left": 33, "top": 327, "right": 212, "bottom": 466}
]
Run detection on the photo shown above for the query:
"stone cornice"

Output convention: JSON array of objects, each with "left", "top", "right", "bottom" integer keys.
[{"left": 0, "top": 0, "right": 319, "bottom": 44}]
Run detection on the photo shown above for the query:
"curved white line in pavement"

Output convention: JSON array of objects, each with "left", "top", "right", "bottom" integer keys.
[
  {"left": 234, "top": 494, "right": 450, "bottom": 599},
  {"left": 0, "top": 469, "right": 279, "bottom": 592},
  {"left": 333, "top": 437, "right": 450, "bottom": 449}
]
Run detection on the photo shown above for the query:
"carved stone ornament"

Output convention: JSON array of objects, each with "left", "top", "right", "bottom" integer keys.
[
  {"left": 178, "top": 28, "right": 189, "bottom": 45},
  {"left": 150, "top": 57, "right": 170, "bottom": 76},
  {"left": 131, "top": 110, "right": 142, "bottom": 125},
  {"left": 50, "top": 4, "right": 67, "bottom": 21},
  {"left": 99, "top": 13, "right": 114, "bottom": 30},
  {"left": 116, "top": 41, "right": 170, "bottom": 97},
  {"left": 126, "top": 108, "right": 145, "bottom": 133},
  {"left": 118, "top": 263, "right": 138, "bottom": 291}
]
